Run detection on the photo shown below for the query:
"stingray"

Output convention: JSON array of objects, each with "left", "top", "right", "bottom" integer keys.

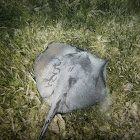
[{"left": 34, "top": 42, "right": 109, "bottom": 140}]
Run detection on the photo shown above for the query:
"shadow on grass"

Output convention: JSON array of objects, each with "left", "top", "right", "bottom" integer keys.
[{"left": 0, "top": 0, "right": 140, "bottom": 31}]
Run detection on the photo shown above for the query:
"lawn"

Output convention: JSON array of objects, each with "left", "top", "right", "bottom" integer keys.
[{"left": 0, "top": 0, "right": 140, "bottom": 139}]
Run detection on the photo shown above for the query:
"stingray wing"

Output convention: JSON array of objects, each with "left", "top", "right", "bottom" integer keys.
[
  {"left": 34, "top": 42, "right": 77, "bottom": 79},
  {"left": 56, "top": 52, "right": 109, "bottom": 113},
  {"left": 34, "top": 42, "right": 78, "bottom": 100}
]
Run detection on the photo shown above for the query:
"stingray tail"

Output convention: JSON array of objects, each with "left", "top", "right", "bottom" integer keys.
[{"left": 37, "top": 99, "right": 61, "bottom": 140}]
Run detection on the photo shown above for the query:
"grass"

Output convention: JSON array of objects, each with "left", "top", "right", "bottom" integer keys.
[{"left": 0, "top": 0, "right": 140, "bottom": 139}]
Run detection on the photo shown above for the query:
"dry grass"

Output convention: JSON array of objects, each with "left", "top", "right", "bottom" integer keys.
[{"left": 0, "top": 0, "right": 140, "bottom": 139}]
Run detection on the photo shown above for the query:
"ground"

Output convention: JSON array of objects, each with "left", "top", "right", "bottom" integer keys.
[{"left": 0, "top": 0, "right": 140, "bottom": 139}]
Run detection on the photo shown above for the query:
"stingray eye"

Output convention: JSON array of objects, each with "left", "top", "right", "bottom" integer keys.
[{"left": 68, "top": 77, "right": 77, "bottom": 88}]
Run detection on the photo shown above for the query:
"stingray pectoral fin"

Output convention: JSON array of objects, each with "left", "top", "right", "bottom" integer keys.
[{"left": 37, "top": 99, "right": 61, "bottom": 140}]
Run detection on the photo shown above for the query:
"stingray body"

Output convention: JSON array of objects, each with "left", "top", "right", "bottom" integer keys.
[{"left": 34, "top": 42, "right": 109, "bottom": 140}]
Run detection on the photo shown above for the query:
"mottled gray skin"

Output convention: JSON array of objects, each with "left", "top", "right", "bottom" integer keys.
[{"left": 34, "top": 42, "right": 109, "bottom": 140}]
